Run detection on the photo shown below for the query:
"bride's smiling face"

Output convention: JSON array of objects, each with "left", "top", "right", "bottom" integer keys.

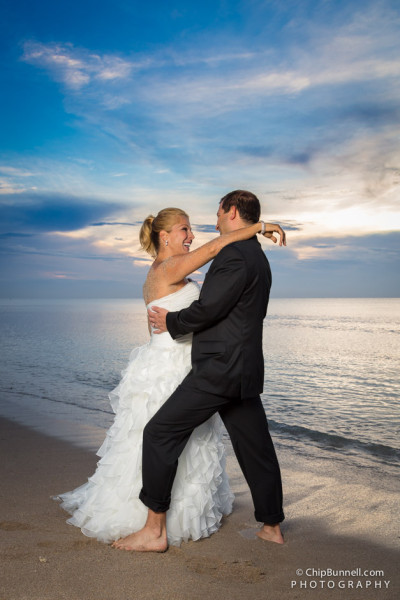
[{"left": 162, "top": 216, "right": 194, "bottom": 255}]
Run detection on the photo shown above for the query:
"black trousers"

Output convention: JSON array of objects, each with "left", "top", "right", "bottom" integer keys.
[{"left": 139, "top": 377, "right": 284, "bottom": 525}]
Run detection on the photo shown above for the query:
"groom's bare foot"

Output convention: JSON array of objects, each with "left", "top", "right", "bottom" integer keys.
[
  {"left": 256, "top": 523, "right": 284, "bottom": 544},
  {"left": 112, "top": 527, "right": 168, "bottom": 552}
]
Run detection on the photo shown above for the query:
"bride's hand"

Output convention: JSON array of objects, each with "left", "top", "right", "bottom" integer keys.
[{"left": 262, "top": 223, "right": 286, "bottom": 246}]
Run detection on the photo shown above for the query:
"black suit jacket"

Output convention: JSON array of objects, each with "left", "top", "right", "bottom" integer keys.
[{"left": 166, "top": 236, "right": 271, "bottom": 398}]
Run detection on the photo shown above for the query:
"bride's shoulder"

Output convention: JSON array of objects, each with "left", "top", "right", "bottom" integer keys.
[
  {"left": 144, "top": 273, "right": 192, "bottom": 305},
  {"left": 143, "top": 268, "right": 162, "bottom": 305}
]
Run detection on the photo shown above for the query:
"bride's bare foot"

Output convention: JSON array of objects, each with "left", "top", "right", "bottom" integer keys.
[
  {"left": 111, "top": 508, "right": 168, "bottom": 552},
  {"left": 256, "top": 523, "right": 284, "bottom": 545},
  {"left": 112, "top": 528, "right": 168, "bottom": 552},
  {"left": 112, "top": 510, "right": 168, "bottom": 553}
]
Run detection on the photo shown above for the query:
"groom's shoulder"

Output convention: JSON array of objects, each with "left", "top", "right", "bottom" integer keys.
[
  {"left": 210, "top": 241, "right": 246, "bottom": 270},
  {"left": 229, "top": 237, "right": 270, "bottom": 270},
  {"left": 214, "top": 238, "right": 261, "bottom": 268},
  {"left": 216, "top": 240, "right": 247, "bottom": 260},
  {"left": 230, "top": 236, "right": 262, "bottom": 256}
]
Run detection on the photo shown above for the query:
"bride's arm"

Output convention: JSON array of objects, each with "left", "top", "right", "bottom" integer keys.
[{"left": 159, "top": 222, "right": 285, "bottom": 285}]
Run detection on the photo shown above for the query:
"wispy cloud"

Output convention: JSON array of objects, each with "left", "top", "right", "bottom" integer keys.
[
  {"left": 0, "top": 178, "right": 27, "bottom": 195},
  {"left": 0, "top": 166, "right": 35, "bottom": 177},
  {"left": 22, "top": 41, "right": 136, "bottom": 91},
  {"left": 0, "top": 166, "right": 36, "bottom": 195},
  {"left": 21, "top": 4, "right": 400, "bottom": 111},
  {"left": 19, "top": 0, "right": 400, "bottom": 182}
]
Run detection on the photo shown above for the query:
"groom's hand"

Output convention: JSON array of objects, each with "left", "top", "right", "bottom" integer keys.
[{"left": 148, "top": 306, "right": 169, "bottom": 334}]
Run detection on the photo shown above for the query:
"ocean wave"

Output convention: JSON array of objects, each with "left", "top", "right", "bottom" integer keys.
[
  {"left": 2, "top": 389, "right": 399, "bottom": 471},
  {"left": 268, "top": 419, "right": 400, "bottom": 467},
  {"left": 1, "top": 388, "right": 114, "bottom": 417}
]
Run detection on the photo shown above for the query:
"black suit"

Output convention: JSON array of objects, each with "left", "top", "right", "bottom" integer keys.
[{"left": 139, "top": 237, "right": 284, "bottom": 525}]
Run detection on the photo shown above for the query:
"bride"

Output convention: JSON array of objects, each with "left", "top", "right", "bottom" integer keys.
[{"left": 56, "top": 207, "right": 284, "bottom": 546}]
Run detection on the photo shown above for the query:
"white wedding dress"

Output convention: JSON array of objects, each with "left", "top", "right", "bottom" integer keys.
[{"left": 56, "top": 281, "right": 234, "bottom": 546}]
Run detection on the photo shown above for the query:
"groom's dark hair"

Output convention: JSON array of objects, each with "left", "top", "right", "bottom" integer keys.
[{"left": 220, "top": 190, "right": 261, "bottom": 223}]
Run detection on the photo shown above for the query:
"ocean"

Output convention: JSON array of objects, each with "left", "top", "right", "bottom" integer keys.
[{"left": 0, "top": 297, "right": 399, "bottom": 479}]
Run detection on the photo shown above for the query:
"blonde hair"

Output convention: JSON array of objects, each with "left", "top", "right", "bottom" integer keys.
[{"left": 139, "top": 207, "right": 189, "bottom": 257}]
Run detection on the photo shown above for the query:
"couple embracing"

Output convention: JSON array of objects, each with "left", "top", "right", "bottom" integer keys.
[{"left": 57, "top": 190, "right": 286, "bottom": 550}]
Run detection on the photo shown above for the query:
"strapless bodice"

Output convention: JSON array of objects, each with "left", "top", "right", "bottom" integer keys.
[{"left": 147, "top": 281, "right": 200, "bottom": 347}]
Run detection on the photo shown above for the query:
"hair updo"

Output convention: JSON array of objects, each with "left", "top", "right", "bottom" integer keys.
[{"left": 139, "top": 207, "right": 189, "bottom": 257}]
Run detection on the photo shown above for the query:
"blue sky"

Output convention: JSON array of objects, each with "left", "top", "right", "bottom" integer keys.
[{"left": 1, "top": 0, "right": 399, "bottom": 298}]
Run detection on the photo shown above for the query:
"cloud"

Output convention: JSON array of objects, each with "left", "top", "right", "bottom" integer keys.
[
  {"left": 133, "top": 259, "right": 153, "bottom": 268},
  {"left": 0, "top": 232, "right": 34, "bottom": 239},
  {"left": 133, "top": 10, "right": 400, "bottom": 120},
  {"left": 0, "top": 165, "right": 36, "bottom": 195},
  {"left": 91, "top": 221, "right": 140, "bottom": 227},
  {"left": 3, "top": 0, "right": 398, "bottom": 299},
  {"left": 21, "top": 2, "right": 400, "bottom": 117},
  {"left": 22, "top": 41, "right": 135, "bottom": 91},
  {"left": 0, "top": 192, "right": 126, "bottom": 233},
  {"left": 18, "top": 2, "right": 400, "bottom": 193},
  {"left": 191, "top": 224, "right": 217, "bottom": 233},
  {"left": 340, "top": 103, "right": 400, "bottom": 127},
  {"left": 289, "top": 231, "right": 400, "bottom": 263},
  {"left": 266, "top": 230, "right": 400, "bottom": 297},
  {"left": 0, "top": 178, "right": 27, "bottom": 195},
  {"left": 0, "top": 166, "right": 35, "bottom": 177}
]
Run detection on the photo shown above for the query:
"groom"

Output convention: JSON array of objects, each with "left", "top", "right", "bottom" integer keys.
[{"left": 114, "top": 190, "right": 285, "bottom": 551}]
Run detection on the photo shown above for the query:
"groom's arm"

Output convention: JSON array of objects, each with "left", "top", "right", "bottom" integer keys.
[{"left": 166, "top": 245, "right": 247, "bottom": 339}]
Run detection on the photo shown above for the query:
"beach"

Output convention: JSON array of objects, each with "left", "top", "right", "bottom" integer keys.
[
  {"left": 1, "top": 297, "right": 399, "bottom": 598},
  {"left": 1, "top": 415, "right": 398, "bottom": 600}
]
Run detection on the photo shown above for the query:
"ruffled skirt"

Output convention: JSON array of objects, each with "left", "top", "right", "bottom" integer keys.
[{"left": 56, "top": 337, "right": 234, "bottom": 546}]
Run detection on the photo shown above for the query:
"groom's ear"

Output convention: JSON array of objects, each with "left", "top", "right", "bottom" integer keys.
[{"left": 229, "top": 206, "right": 237, "bottom": 220}]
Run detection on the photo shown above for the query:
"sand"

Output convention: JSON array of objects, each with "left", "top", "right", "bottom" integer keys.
[{"left": 0, "top": 415, "right": 399, "bottom": 600}]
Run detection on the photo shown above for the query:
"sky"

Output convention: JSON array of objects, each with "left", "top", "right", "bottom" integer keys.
[{"left": 0, "top": 0, "right": 399, "bottom": 298}]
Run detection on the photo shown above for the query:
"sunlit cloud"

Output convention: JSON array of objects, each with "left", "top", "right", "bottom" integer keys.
[
  {"left": 290, "top": 231, "right": 400, "bottom": 264},
  {"left": 133, "top": 259, "right": 153, "bottom": 268},
  {"left": 53, "top": 219, "right": 220, "bottom": 264},
  {"left": 43, "top": 271, "right": 81, "bottom": 280},
  {"left": 0, "top": 178, "right": 26, "bottom": 195}
]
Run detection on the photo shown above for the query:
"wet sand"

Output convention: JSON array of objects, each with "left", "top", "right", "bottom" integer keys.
[{"left": 0, "top": 416, "right": 398, "bottom": 600}]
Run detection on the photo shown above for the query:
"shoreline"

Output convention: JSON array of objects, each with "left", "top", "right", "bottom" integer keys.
[
  {"left": 1, "top": 415, "right": 399, "bottom": 599},
  {"left": 2, "top": 393, "right": 398, "bottom": 479}
]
